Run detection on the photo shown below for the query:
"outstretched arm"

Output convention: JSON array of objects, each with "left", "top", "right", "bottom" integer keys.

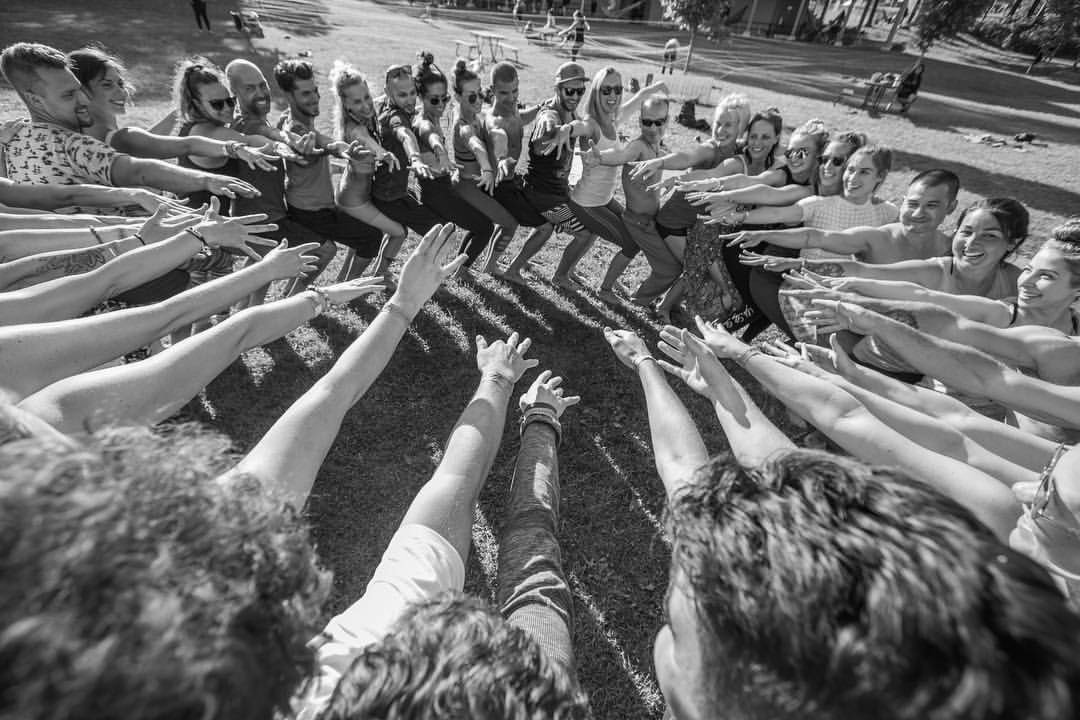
[
  {"left": 724, "top": 225, "right": 887, "bottom": 257},
  {"left": 17, "top": 278, "right": 384, "bottom": 435},
  {"left": 810, "top": 300, "right": 1080, "bottom": 429},
  {"left": 617, "top": 80, "right": 666, "bottom": 118},
  {"left": 0, "top": 240, "right": 321, "bottom": 403},
  {"left": 230, "top": 225, "right": 468, "bottom": 509},
  {"left": 692, "top": 318, "right": 1020, "bottom": 541},
  {"left": 684, "top": 182, "right": 815, "bottom": 210},
  {"left": 0, "top": 177, "right": 188, "bottom": 215},
  {"left": 656, "top": 325, "right": 794, "bottom": 468},
  {"left": 604, "top": 328, "right": 709, "bottom": 498},
  {"left": 109, "top": 154, "right": 260, "bottom": 200},
  {"left": 399, "top": 332, "right": 538, "bottom": 564}
]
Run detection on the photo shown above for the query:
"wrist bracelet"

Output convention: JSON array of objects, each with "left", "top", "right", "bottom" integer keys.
[
  {"left": 633, "top": 354, "right": 657, "bottom": 370},
  {"left": 520, "top": 410, "right": 562, "bottom": 446},
  {"left": 133, "top": 232, "right": 146, "bottom": 247},
  {"left": 184, "top": 226, "right": 208, "bottom": 248},
  {"left": 380, "top": 301, "right": 414, "bottom": 325},
  {"left": 89, "top": 226, "right": 104, "bottom": 245},
  {"left": 225, "top": 141, "right": 241, "bottom": 159},
  {"left": 735, "top": 347, "right": 760, "bottom": 366},
  {"left": 307, "top": 287, "right": 330, "bottom": 315},
  {"left": 522, "top": 400, "right": 559, "bottom": 415}
]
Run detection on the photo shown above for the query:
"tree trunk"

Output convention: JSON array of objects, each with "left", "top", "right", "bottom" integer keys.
[
  {"left": 745, "top": 0, "right": 761, "bottom": 36},
  {"left": 885, "top": 0, "right": 907, "bottom": 45},
  {"left": 818, "top": 0, "right": 832, "bottom": 24},
  {"left": 856, "top": 0, "right": 873, "bottom": 30},
  {"left": 791, "top": 0, "right": 809, "bottom": 38},
  {"left": 1005, "top": 0, "right": 1022, "bottom": 21},
  {"left": 683, "top": 26, "right": 696, "bottom": 73}
]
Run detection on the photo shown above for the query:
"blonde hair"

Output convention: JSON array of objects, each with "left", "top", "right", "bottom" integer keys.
[
  {"left": 328, "top": 59, "right": 371, "bottom": 141},
  {"left": 584, "top": 65, "right": 620, "bottom": 137},
  {"left": 713, "top": 93, "right": 751, "bottom": 137},
  {"left": 790, "top": 118, "right": 829, "bottom": 155}
]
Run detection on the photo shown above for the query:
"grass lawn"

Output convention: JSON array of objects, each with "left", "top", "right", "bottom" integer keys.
[{"left": 2, "top": 1, "right": 1079, "bottom": 717}]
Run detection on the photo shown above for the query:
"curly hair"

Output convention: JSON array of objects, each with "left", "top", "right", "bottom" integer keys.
[
  {"left": 666, "top": 450, "right": 1080, "bottom": 720},
  {"left": 0, "top": 425, "right": 331, "bottom": 720},
  {"left": 320, "top": 593, "right": 590, "bottom": 720}
]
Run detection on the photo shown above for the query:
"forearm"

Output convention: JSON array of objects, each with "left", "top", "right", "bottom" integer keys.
[
  {"left": 113, "top": 157, "right": 210, "bottom": 195},
  {"left": 395, "top": 128, "right": 423, "bottom": 159},
  {"left": 0, "top": 237, "right": 141, "bottom": 290},
  {"left": 0, "top": 224, "right": 132, "bottom": 262},
  {"left": 0, "top": 182, "right": 133, "bottom": 212},
  {"left": 740, "top": 205, "right": 801, "bottom": 226},
  {"left": 231, "top": 298, "right": 417, "bottom": 506},
  {"left": 637, "top": 360, "right": 709, "bottom": 498},
  {"left": 721, "top": 184, "right": 812, "bottom": 206},
  {"left": 707, "top": 371, "right": 794, "bottom": 467},
  {"left": 468, "top": 137, "right": 493, "bottom": 170},
  {"left": 742, "top": 227, "right": 816, "bottom": 250}
]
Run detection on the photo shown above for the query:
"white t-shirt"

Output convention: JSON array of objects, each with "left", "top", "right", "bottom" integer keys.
[
  {"left": 795, "top": 195, "right": 899, "bottom": 259},
  {"left": 292, "top": 523, "right": 465, "bottom": 719}
]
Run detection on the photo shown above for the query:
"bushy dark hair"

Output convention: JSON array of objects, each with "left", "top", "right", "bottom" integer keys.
[
  {"left": 0, "top": 425, "right": 331, "bottom": 720},
  {"left": 320, "top": 593, "right": 590, "bottom": 720},
  {"left": 274, "top": 58, "right": 315, "bottom": 93},
  {"left": 667, "top": 450, "right": 1080, "bottom": 720},
  {"left": 413, "top": 50, "right": 446, "bottom": 97},
  {"left": 957, "top": 197, "right": 1030, "bottom": 253},
  {"left": 1046, "top": 219, "right": 1080, "bottom": 287},
  {"left": 0, "top": 42, "right": 70, "bottom": 99},
  {"left": 910, "top": 168, "right": 960, "bottom": 202}
]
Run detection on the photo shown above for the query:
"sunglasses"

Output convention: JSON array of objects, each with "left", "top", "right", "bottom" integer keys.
[
  {"left": 207, "top": 96, "right": 237, "bottom": 111},
  {"left": 599, "top": 85, "right": 624, "bottom": 96},
  {"left": 464, "top": 91, "right": 482, "bottom": 104},
  {"left": 427, "top": 94, "right": 452, "bottom": 106},
  {"left": 640, "top": 118, "right": 666, "bottom": 127},
  {"left": 819, "top": 154, "right": 848, "bottom": 168},
  {"left": 1030, "top": 444, "right": 1080, "bottom": 539},
  {"left": 784, "top": 147, "right": 810, "bottom": 161},
  {"left": 561, "top": 86, "right": 586, "bottom": 97}
]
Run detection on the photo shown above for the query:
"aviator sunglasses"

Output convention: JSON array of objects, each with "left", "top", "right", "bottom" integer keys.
[
  {"left": 640, "top": 118, "right": 666, "bottom": 127},
  {"left": 818, "top": 154, "right": 848, "bottom": 168},
  {"left": 784, "top": 147, "right": 810, "bottom": 161},
  {"left": 207, "top": 96, "right": 237, "bottom": 111},
  {"left": 561, "top": 86, "right": 586, "bottom": 97}
]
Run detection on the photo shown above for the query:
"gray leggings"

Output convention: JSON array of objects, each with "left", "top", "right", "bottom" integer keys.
[{"left": 567, "top": 197, "right": 639, "bottom": 258}]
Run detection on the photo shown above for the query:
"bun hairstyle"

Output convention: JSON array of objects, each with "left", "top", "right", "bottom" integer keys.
[
  {"left": 413, "top": 50, "right": 447, "bottom": 97},
  {"left": 956, "top": 197, "right": 1031, "bottom": 256},
  {"left": 791, "top": 118, "right": 829, "bottom": 155},
  {"left": 172, "top": 56, "right": 226, "bottom": 123},
  {"left": 328, "top": 58, "right": 372, "bottom": 140},
  {"left": 452, "top": 57, "right": 478, "bottom": 95}
]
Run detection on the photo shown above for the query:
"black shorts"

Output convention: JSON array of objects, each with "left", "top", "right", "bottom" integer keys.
[
  {"left": 372, "top": 194, "right": 442, "bottom": 236},
  {"left": 288, "top": 206, "right": 383, "bottom": 257},
  {"left": 493, "top": 177, "right": 548, "bottom": 228},
  {"left": 663, "top": 49, "right": 676, "bottom": 63}
]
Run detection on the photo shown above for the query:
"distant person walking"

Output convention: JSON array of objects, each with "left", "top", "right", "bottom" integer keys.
[
  {"left": 661, "top": 37, "right": 679, "bottom": 74},
  {"left": 558, "top": 10, "right": 590, "bottom": 61},
  {"left": 191, "top": 0, "right": 211, "bottom": 31}
]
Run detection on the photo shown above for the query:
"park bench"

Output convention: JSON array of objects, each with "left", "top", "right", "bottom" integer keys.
[
  {"left": 498, "top": 40, "right": 520, "bottom": 63},
  {"left": 663, "top": 74, "right": 722, "bottom": 106},
  {"left": 454, "top": 38, "right": 480, "bottom": 60}
]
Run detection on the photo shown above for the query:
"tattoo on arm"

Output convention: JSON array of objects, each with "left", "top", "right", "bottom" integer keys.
[{"left": 27, "top": 248, "right": 110, "bottom": 280}]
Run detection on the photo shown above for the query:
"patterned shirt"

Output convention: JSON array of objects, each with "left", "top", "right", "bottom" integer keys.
[{"left": 1, "top": 119, "right": 126, "bottom": 215}]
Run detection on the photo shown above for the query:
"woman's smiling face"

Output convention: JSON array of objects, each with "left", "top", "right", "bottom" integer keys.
[
  {"left": 745, "top": 118, "right": 777, "bottom": 163},
  {"left": 950, "top": 208, "right": 1011, "bottom": 275},
  {"left": 85, "top": 65, "right": 129, "bottom": 124}
]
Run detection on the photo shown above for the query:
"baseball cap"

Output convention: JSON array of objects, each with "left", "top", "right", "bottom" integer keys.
[{"left": 554, "top": 62, "right": 586, "bottom": 86}]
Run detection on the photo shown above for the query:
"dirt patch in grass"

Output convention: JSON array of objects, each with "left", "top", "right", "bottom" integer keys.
[{"left": 2, "top": 2, "right": 1078, "bottom": 717}]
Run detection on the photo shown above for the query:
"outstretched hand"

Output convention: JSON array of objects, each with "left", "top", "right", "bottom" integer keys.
[
  {"left": 477, "top": 331, "right": 539, "bottom": 384},
  {"left": 737, "top": 250, "right": 803, "bottom": 272},
  {"left": 192, "top": 196, "right": 278, "bottom": 259},
  {"left": 393, "top": 223, "right": 469, "bottom": 313},
  {"left": 126, "top": 189, "right": 192, "bottom": 216},
  {"left": 602, "top": 326, "right": 653, "bottom": 370},
  {"left": 758, "top": 339, "right": 834, "bottom": 380},
  {"left": 628, "top": 157, "right": 662, "bottom": 183},
  {"left": 520, "top": 369, "right": 581, "bottom": 418},
  {"left": 137, "top": 203, "right": 201, "bottom": 245},
  {"left": 656, "top": 326, "right": 743, "bottom": 407},
  {"left": 690, "top": 315, "right": 748, "bottom": 360},
  {"left": 260, "top": 239, "right": 321, "bottom": 280}
]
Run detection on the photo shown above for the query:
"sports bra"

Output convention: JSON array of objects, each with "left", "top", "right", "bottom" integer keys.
[
  {"left": 1008, "top": 303, "right": 1080, "bottom": 335},
  {"left": 571, "top": 132, "right": 622, "bottom": 207}
]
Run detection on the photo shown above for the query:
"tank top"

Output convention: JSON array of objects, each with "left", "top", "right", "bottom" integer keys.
[
  {"left": 571, "top": 132, "right": 621, "bottom": 207},
  {"left": 344, "top": 118, "right": 377, "bottom": 175},
  {"left": 526, "top": 102, "right": 574, "bottom": 196},
  {"left": 943, "top": 259, "right": 1017, "bottom": 299},
  {"left": 454, "top": 117, "right": 484, "bottom": 178},
  {"left": 177, "top": 120, "right": 239, "bottom": 213}
]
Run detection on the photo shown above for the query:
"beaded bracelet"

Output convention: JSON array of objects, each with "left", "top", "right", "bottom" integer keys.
[
  {"left": 633, "top": 354, "right": 657, "bottom": 370},
  {"left": 184, "top": 226, "right": 208, "bottom": 249}
]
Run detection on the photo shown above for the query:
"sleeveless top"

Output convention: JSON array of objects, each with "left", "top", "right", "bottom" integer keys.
[
  {"left": 571, "top": 133, "right": 622, "bottom": 207},
  {"left": 943, "top": 259, "right": 1017, "bottom": 299},
  {"left": 453, "top": 117, "right": 484, "bottom": 178},
  {"left": 177, "top": 120, "right": 239, "bottom": 212},
  {"left": 344, "top": 118, "right": 377, "bottom": 174},
  {"left": 526, "top": 101, "right": 574, "bottom": 196}
]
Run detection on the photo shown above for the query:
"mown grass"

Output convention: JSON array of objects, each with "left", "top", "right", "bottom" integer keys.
[{"left": 2, "top": 2, "right": 1078, "bottom": 717}]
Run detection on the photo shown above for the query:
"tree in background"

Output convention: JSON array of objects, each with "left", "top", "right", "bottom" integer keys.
[
  {"left": 660, "top": 0, "right": 733, "bottom": 71},
  {"left": 913, "top": 0, "right": 994, "bottom": 53}
]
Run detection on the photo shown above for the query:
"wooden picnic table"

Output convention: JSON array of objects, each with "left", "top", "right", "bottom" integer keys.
[
  {"left": 861, "top": 77, "right": 897, "bottom": 111},
  {"left": 471, "top": 30, "right": 506, "bottom": 62}
]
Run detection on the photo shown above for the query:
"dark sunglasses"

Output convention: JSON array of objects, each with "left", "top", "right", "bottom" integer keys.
[
  {"left": 819, "top": 154, "right": 847, "bottom": 167},
  {"left": 561, "top": 86, "right": 586, "bottom": 97},
  {"left": 599, "top": 85, "right": 624, "bottom": 96},
  {"left": 784, "top": 147, "right": 810, "bottom": 161},
  {"left": 207, "top": 96, "right": 237, "bottom": 111},
  {"left": 427, "top": 94, "right": 452, "bottom": 106},
  {"left": 464, "top": 91, "right": 482, "bottom": 104},
  {"left": 640, "top": 118, "right": 666, "bottom": 127}
]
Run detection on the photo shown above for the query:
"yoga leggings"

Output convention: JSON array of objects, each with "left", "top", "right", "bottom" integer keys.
[
  {"left": 420, "top": 176, "right": 497, "bottom": 265},
  {"left": 566, "top": 198, "right": 639, "bottom": 258}
]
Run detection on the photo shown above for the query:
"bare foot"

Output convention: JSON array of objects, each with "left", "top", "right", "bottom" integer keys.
[
  {"left": 495, "top": 269, "right": 529, "bottom": 287},
  {"left": 551, "top": 273, "right": 584, "bottom": 292},
  {"left": 597, "top": 287, "right": 621, "bottom": 304}
]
